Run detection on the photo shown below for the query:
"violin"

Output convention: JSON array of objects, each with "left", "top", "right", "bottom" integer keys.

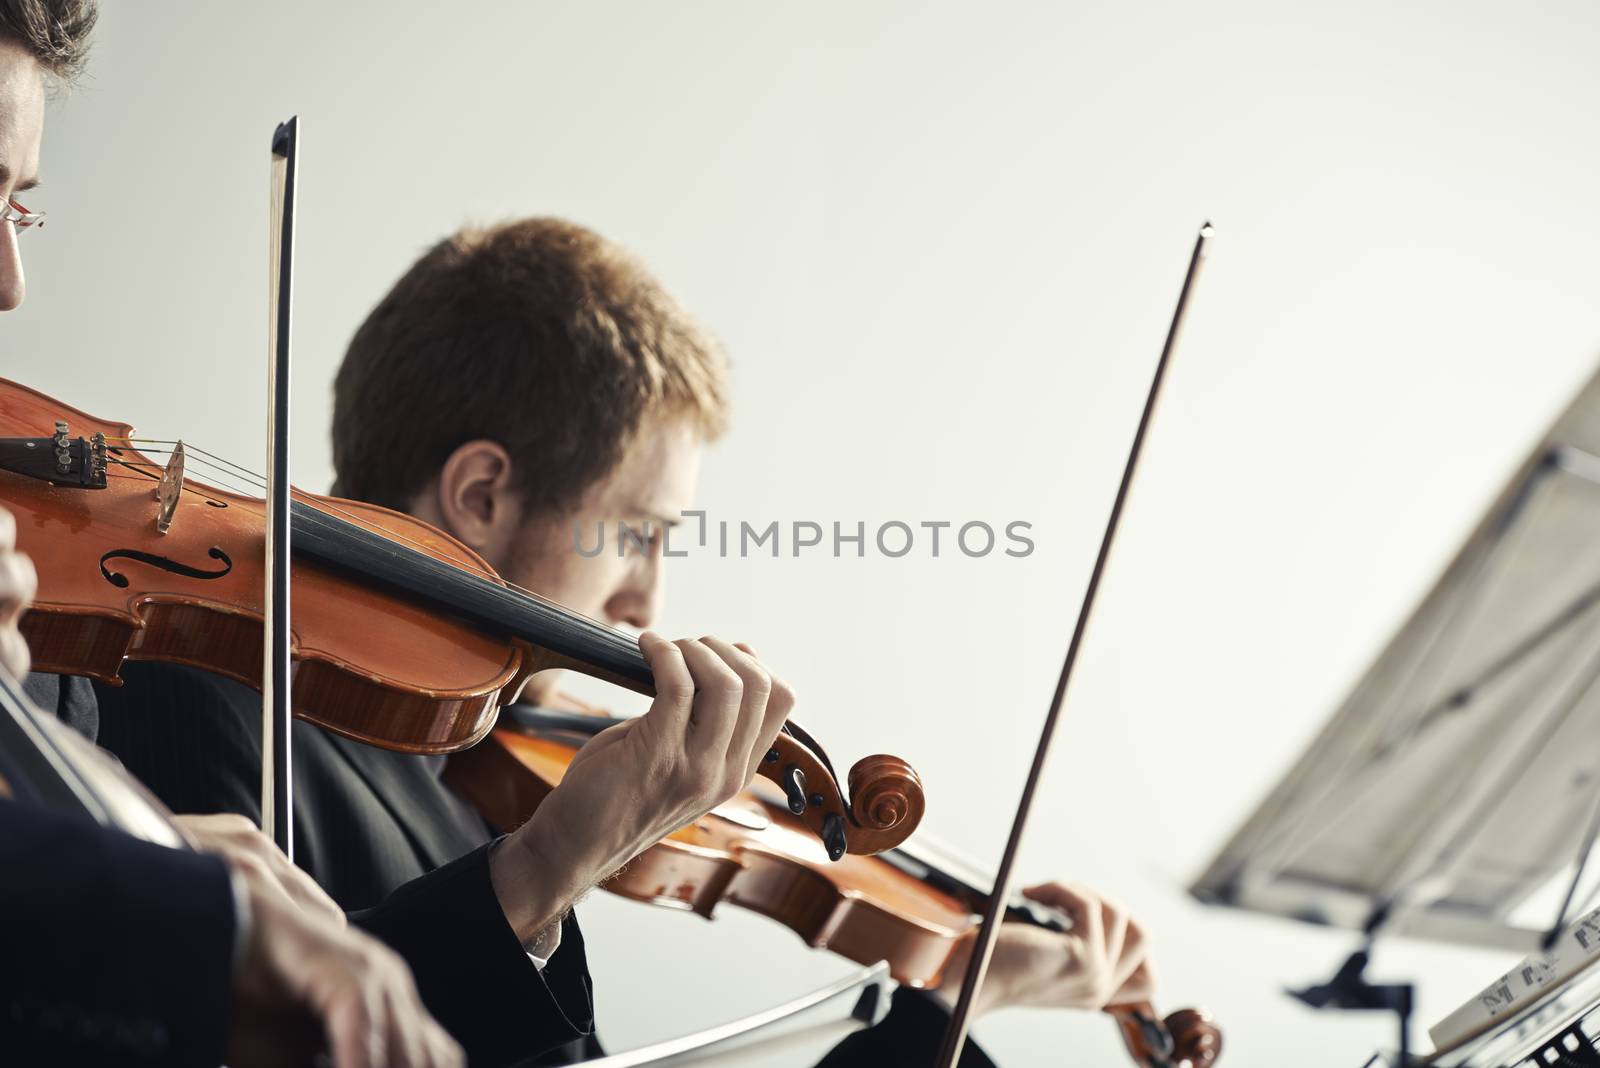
[
  {"left": 446, "top": 703, "right": 1223, "bottom": 1068},
  {"left": 0, "top": 377, "right": 923, "bottom": 861}
]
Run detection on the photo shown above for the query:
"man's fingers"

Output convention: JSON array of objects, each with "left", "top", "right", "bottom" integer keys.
[
  {"left": 424, "top": 1021, "right": 466, "bottom": 1068},
  {"left": 182, "top": 814, "right": 347, "bottom": 928},
  {"left": 698, "top": 637, "right": 770, "bottom": 773},
  {"left": 727, "top": 640, "right": 795, "bottom": 782},
  {"left": 236, "top": 852, "right": 309, "bottom": 927},
  {"left": 1110, "top": 916, "right": 1151, "bottom": 991},
  {"left": 270, "top": 850, "right": 346, "bottom": 927},
  {"left": 1032, "top": 882, "right": 1106, "bottom": 989},
  {"left": 1021, "top": 881, "right": 1097, "bottom": 931},
  {"left": 0, "top": 625, "right": 30, "bottom": 680},
  {"left": 383, "top": 983, "right": 426, "bottom": 1068},
  {"left": 0, "top": 526, "right": 38, "bottom": 678},
  {"left": 227, "top": 822, "right": 345, "bottom": 927},
  {"left": 675, "top": 638, "right": 743, "bottom": 760},
  {"left": 754, "top": 674, "right": 793, "bottom": 776},
  {"left": 1022, "top": 881, "right": 1154, "bottom": 1007},
  {"left": 234, "top": 826, "right": 345, "bottom": 927},
  {"left": 0, "top": 548, "right": 35, "bottom": 620},
  {"left": 323, "top": 986, "right": 375, "bottom": 1068},
  {"left": 1020, "top": 881, "right": 1078, "bottom": 912},
  {"left": 357, "top": 982, "right": 389, "bottom": 1068},
  {"left": 1108, "top": 960, "right": 1157, "bottom": 1007},
  {"left": 1098, "top": 898, "right": 1130, "bottom": 978},
  {"left": 638, "top": 631, "right": 694, "bottom": 736}
]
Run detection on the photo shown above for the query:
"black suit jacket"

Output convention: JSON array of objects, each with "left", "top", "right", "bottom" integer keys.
[
  {"left": 94, "top": 661, "right": 597, "bottom": 1067},
  {"left": 4, "top": 675, "right": 235, "bottom": 1064},
  {"left": 21, "top": 671, "right": 98, "bottom": 742},
  {"left": 0, "top": 793, "right": 238, "bottom": 1067}
]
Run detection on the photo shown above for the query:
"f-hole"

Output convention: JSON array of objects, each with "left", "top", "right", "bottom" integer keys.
[{"left": 99, "top": 546, "right": 234, "bottom": 588}]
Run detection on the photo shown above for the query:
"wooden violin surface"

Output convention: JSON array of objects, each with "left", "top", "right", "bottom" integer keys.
[
  {"left": 1, "top": 376, "right": 925, "bottom": 856},
  {"left": 3, "top": 378, "right": 517, "bottom": 753}
]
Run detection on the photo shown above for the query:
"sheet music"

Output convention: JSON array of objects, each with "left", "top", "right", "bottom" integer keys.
[
  {"left": 1430, "top": 904, "right": 1600, "bottom": 1050},
  {"left": 1191, "top": 365, "right": 1600, "bottom": 951}
]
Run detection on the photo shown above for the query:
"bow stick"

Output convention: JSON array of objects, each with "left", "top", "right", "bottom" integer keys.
[
  {"left": 261, "top": 117, "right": 298, "bottom": 854},
  {"left": 936, "top": 222, "right": 1214, "bottom": 1066}
]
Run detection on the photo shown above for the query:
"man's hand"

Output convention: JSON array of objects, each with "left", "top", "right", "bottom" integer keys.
[
  {"left": 934, "top": 882, "right": 1155, "bottom": 1018},
  {"left": 175, "top": 811, "right": 459, "bottom": 1066},
  {"left": 229, "top": 879, "right": 463, "bottom": 1068},
  {"left": 0, "top": 506, "right": 37, "bottom": 679},
  {"left": 0, "top": 502, "right": 458, "bottom": 1065},
  {"left": 489, "top": 632, "right": 793, "bottom": 941},
  {"left": 174, "top": 812, "right": 346, "bottom": 928}
]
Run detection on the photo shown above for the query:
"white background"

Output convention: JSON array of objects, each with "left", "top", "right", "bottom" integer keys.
[{"left": 7, "top": 2, "right": 1600, "bottom": 1063}]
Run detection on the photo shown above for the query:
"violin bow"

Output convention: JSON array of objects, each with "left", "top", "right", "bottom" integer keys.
[
  {"left": 935, "top": 222, "right": 1214, "bottom": 1067},
  {"left": 261, "top": 117, "right": 299, "bottom": 855}
]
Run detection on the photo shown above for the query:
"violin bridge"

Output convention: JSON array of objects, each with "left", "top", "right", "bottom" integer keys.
[{"left": 154, "top": 441, "right": 186, "bottom": 534}]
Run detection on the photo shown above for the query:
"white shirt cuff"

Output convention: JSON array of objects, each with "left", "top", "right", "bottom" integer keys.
[{"left": 525, "top": 919, "right": 562, "bottom": 971}]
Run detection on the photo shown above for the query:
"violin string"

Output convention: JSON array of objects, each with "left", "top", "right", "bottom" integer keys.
[
  {"left": 106, "top": 449, "right": 269, "bottom": 501},
  {"left": 104, "top": 460, "right": 239, "bottom": 508},
  {"left": 106, "top": 455, "right": 265, "bottom": 506},
  {"left": 104, "top": 454, "right": 604, "bottom": 629},
  {"left": 114, "top": 454, "right": 259, "bottom": 497},
  {"left": 105, "top": 440, "right": 321, "bottom": 504},
  {"left": 105, "top": 442, "right": 232, "bottom": 480},
  {"left": 106, "top": 438, "right": 267, "bottom": 486},
  {"left": 158, "top": 454, "right": 269, "bottom": 499},
  {"left": 102, "top": 436, "right": 632, "bottom": 638}
]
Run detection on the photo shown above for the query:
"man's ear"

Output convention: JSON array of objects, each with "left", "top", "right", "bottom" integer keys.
[{"left": 432, "top": 439, "right": 523, "bottom": 557}]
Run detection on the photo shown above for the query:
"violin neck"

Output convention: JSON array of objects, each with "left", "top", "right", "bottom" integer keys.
[{"left": 291, "top": 502, "right": 653, "bottom": 691}]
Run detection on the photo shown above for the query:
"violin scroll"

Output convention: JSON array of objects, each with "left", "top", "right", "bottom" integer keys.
[
  {"left": 1113, "top": 1003, "right": 1223, "bottom": 1068},
  {"left": 755, "top": 736, "right": 924, "bottom": 860},
  {"left": 846, "top": 754, "right": 925, "bottom": 847},
  {"left": 1165, "top": 1008, "right": 1222, "bottom": 1068}
]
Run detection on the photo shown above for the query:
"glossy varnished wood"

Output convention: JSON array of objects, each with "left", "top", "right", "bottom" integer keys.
[
  {"left": 1, "top": 379, "right": 518, "bottom": 753},
  {"left": 448, "top": 725, "right": 969, "bottom": 984}
]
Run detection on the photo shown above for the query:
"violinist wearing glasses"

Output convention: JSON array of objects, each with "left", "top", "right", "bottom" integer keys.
[
  {"left": 98, "top": 218, "right": 1158, "bottom": 1065},
  {"left": 0, "top": 4, "right": 463, "bottom": 1065}
]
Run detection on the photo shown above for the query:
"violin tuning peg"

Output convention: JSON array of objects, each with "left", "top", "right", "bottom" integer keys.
[
  {"left": 781, "top": 765, "right": 808, "bottom": 815},
  {"left": 822, "top": 812, "right": 847, "bottom": 861}
]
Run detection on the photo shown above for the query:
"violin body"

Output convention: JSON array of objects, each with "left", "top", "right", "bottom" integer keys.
[
  {"left": 449, "top": 712, "right": 1222, "bottom": 1067},
  {"left": 2, "top": 379, "right": 519, "bottom": 753},
  {"left": 450, "top": 722, "right": 975, "bottom": 981}
]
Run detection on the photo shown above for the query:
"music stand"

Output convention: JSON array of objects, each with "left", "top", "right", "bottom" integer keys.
[{"left": 1190, "top": 364, "right": 1600, "bottom": 1060}]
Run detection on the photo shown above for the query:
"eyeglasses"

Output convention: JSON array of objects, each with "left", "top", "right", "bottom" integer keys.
[{"left": 1, "top": 198, "right": 44, "bottom": 233}]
